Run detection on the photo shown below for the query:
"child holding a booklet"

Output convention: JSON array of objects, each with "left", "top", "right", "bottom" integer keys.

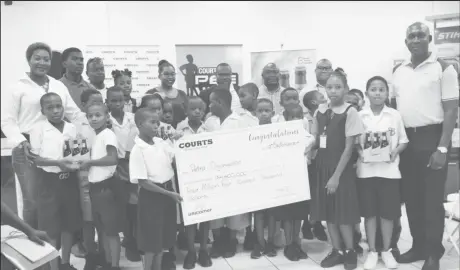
[
  {"left": 29, "top": 93, "right": 82, "bottom": 270},
  {"left": 356, "top": 76, "right": 408, "bottom": 270},
  {"left": 129, "top": 108, "right": 182, "bottom": 270}
]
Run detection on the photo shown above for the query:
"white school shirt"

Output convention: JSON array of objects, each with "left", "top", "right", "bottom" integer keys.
[
  {"left": 221, "top": 111, "right": 259, "bottom": 130},
  {"left": 229, "top": 85, "right": 241, "bottom": 112},
  {"left": 88, "top": 128, "right": 118, "bottom": 183},
  {"left": 233, "top": 108, "right": 259, "bottom": 128},
  {"left": 129, "top": 136, "right": 175, "bottom": 184},
  {"left": 29, "top": 120, "right": 77, "bottom": 173},
  {"left": 203, "top": 115, "right": 221, "bottom": 132},
  {"left": 258, "top": 84, "right": 285, "bottom": 115},
  {"left": 109, "top": 112, "right": 138, "bottom": 158},
  {"left": 1, "top": 74, "right": 85, "bottom": 148},
  {"left": 176, "top": 118, "right": 208, "bottom": 136},
  {"left": 356, "top": 106, "right": 409, "bottom": 179}
]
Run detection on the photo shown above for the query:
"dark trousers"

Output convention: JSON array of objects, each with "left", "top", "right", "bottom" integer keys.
[{"left": 400, "top": 124, "right": 447, "bottom": 259}]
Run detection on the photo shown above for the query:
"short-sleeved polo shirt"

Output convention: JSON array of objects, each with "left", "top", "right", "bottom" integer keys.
[
  {"left": 109, "top": 112, "right": 137, "bottom": 158},
  {"left": 393, "top": 52, "right": 459, "bottom": 128},
  {"left": 60, "top": 75, "right": 95, "bottom": 111}
]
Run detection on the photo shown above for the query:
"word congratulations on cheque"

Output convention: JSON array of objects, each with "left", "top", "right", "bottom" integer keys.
[{"left": 175, "top": 120, "right": 311, "bottom": 225}]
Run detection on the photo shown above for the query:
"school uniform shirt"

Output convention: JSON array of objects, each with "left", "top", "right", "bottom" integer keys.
[
  {"left": 124, "top": 97, "right": 137, "bottom": 114},
  {"left": 109, "top": 112, "right": 138, "bottom": 158},
  {"left": 356, "top": 106, "right": 409, "bottom": 179},
  {"left": 203, "top": 115, "right": 221, "bottom": 132},
  {"left": 221, "top": 111, "right": 258, "bottom": 130},
  {"left": 258, "top": 84, "right": 285, "bottom": 115},
  {"left": 129, "top": 136, "right": 175, "bottom": 185},
  {"left": 29, "top": 120, "right": 77, "bottom": 173},
  {"left": 1, "top": 74, "right": 85, "bottom": 148},
  {"left": 176, "top": 118, "right": 208, "bottom": 136},
  {"left": 89, "top": 84, "right": 108, "bottom": 101},
  {"left": 60, "top": 74, "right": 95, "bottom": 111},
  {"left": 271, "top": 111, "right": 310, "bottom": 131},
  {"left": 233, "top": 108, "right": 259, "bottom": 128},
  {"left": 88, "top": 128, "right": 118, "bottom": 183},
  {"left": 74, "top": 116, "right": 96, "bottom": 160}
]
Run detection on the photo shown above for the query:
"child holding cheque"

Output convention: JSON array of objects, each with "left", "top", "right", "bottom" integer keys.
[
  {"left": 129, "top": 109, "right": 182, "bottom": 270},
  {"left": 356, "top": 76, "right": 408, "bottom": 270},
  {"left": 269, "top": 104, "right": 315, "bottom": 262},
  {"left": 30, "top": 93, "right": 82, "bottom": 270},
  {"left": 310, "top": 70, "right": 364, "bottom": 270},
  {"left": 176, "top": 96, "right": 213, "bottom": 269}
]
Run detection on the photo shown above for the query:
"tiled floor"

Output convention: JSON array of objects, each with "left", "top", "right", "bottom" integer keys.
[{"left": 70, "top": 206, "right": 459, "bottom": 270}]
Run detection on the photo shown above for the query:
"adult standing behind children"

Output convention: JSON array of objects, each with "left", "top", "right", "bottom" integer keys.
[
  {"left": 60, "top": 47, "right": 95, "bottom": 110},
  {"left": 1, "top": 42, "right": 86, "bottom": 229},
  {"left": 393, "top": 22, "right": 459, "bottom": 270},
  {"left": 299, "top": 59, "right": 333, "bottom": 110},
  {"left": 258, "top": 63, "right": 285, "bottom": 115},
  {"left": 146, "top": 60, "right": 188, "bottom": 128}
]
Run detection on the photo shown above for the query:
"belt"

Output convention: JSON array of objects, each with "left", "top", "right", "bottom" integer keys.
[
  {"left": 40, "top": 169, "right": 72, "bottom": 180},
  {"left": 155, "top": 180, "right": 173, "bottom": 190},
  {"left": 405, "top": 123, "right": 442, "bottom": 133}
]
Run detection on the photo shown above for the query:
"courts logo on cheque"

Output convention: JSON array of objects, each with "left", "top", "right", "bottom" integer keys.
[{"left": 178, "top": 139, "right": 213, "bottom": 149}]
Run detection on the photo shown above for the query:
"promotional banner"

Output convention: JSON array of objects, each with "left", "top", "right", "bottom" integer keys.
[
  {"left": 250, "top": 49, "right": 317, "bottom": 92},
  {"left": 434, "top": 26, "right": 460, "bottom": 45},
  {"left": 175, "top": 120, "right": 310, "bottom": 225},
  {"left": 84, "top": 45, "right": 161, "bottom": 99},
  {"left": 175, "top": 45, "right": 243, "bottom": 96}
]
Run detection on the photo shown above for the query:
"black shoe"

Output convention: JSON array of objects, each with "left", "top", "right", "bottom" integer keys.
[
  {"left": 302, "top": 222, "right": 314, "bottom": 240},
  {"left": 183, "top": 251, "right": 197, "bottom": 270},
  {"left": 284, "top": 244, "right": 299, "bottom": 262},
  {"left": 344, "top": 250, "right": 357, "bottom": 270},
  {"left": 294, "top": 243, "right": 308, "bottom": 259},
  {"left": 398, "top": 248, "right": 425, "bottom": 264},
  {"left": 162, "top": 251, "right": 177, "bottom": 270},
  {"left": 320, "top": 249, "right": 344, "bottom": 268},
  {"left": 243, "top": 229, "right": 256, "bottom": 251},
  {"left": 210, "top": 239, "right": 223, "bottom": 259},
  {"left": 198, "top": 250, "right": 212, "bottom": 267},
  {"left": 251, "top": 243, "right": 264, "bottom": 259},
  {"left": 223, "top": 239, "right": 237, "bottom": 258},
  {"left": 83, "top": 253, "right": 99, "bottom": 270},
  {"left": 263, "top": 242, "right": 277, "bottom": 257},
  {"left": 125, "top": 246, "right": 142, "bottom": 262},
  {"left": 313, "top": 222, "right": 328, "bottom": 241},
  {"left": 421, "top": 256, "right": 440, "bottom": 270},
  {"left": 177, "top": 232, "right": 188, "bottom": 251},
  {"left": 59, "top": 263, "right": 78, "bottom": 270}
]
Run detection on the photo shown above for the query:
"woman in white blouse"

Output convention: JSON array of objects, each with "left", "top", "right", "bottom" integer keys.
[{"left": 1, "top": 42, "right": 85, "bottom": 228}]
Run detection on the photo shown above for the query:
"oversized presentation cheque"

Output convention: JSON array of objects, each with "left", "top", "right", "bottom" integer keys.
[{"left": 175, "top": 120, "right": 311, "bottom": 226}]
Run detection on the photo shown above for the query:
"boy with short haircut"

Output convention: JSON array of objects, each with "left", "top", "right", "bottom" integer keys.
[
  {"left": 208, "top": 86, "right": 258, "bottom": 259},
  {"left": 251, "top": 98, "right": 278, "bottom": 259},
  {"left": 75, "top": 89, "right": 106, "bottom": 270},
  {"left": 349, "top": 89, "right": 365, "bottom": 110},
  {"left": 30, "top": 92, "right": 82, "bottom": 270},
  {"left": 301, "top": 90, "right": 328, "bottom": 241},
  {"left": 176, "top": 96, "right": 213, "bottom": 269},
  {"left": 105, "top": 86, "right": 141, "bottom": 262},
  {"left": 130, "top": 109, "right": 182, "bottom": 270},
  {"left": 272, "top": 87, "right": 310, "bottom": 131},
  {"left": 79, "top": 103, "right": 122, "bottom": 270}
]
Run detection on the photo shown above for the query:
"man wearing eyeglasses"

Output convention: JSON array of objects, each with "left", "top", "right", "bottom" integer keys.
[{"left": 299, "top": 59, "right": 333, "bottom": 107}]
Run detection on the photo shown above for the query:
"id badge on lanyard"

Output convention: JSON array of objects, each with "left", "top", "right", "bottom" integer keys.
[{"left": 320, "top": 110, "right": 334, "bottom": 149}]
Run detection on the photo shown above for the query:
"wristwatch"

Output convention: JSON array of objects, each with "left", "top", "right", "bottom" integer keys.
[{"left": 437, "top": 147, "right": 448, "bottom": 154}]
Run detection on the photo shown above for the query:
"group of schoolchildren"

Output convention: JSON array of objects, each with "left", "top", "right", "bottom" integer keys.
[{"left": 30, "top": 60, "right": 409, "bottom": 270}]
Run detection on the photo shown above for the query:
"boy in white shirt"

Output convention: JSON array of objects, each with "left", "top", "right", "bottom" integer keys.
[
  {"left": 29, "top": 93, "right": 82, "bottom": 270},
  {"left": 129, "top": 108, "right": 182, "bottom": 270},
  {"left": 208, "top": 86, "right": 258, "bottom": 259},
  {"left": 176, "top": 96, "right": 213, "bottom": 269},
  {"left": 272, "top": 88, "right": 310, "bottom": 131},
  {"left": 75, "top": 89, "right": 106, "bottom": 270},
  {"left": 78, "top": 103, "right": 121, "bottom": 270},
  {"left": 105, "top": 86, "right": 141, "bottom": 262}
]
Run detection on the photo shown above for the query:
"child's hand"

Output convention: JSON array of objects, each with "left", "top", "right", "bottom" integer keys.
[
  {"left": 169, "top": 192, "right": 183, "bottom": 203},
  {"left": 325, "top": 174, "right": 339, "bottom": 195},
  {"left": 172, "top": 131, "right": 184, "bottom": 141},
  {"left": 78, "top": 160, "right": 92, "bottom": 171},
  {"left": 388, "top": 150, "right": 399, "bottom": 163},
  {"left": 58, "top": 160, "right": 77, "bottom": 172}
]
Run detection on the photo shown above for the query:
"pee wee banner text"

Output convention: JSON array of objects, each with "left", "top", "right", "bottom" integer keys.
[{"left": 175, "top": 45, "right": 243, "bottom": 96}]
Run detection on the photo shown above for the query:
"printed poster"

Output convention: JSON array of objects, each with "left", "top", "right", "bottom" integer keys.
[
  {"left": 84, "top": 45, "right": 161, "bottom": 100},
  {"left": 250, "top": 49, "right": 317, "bottom": 92},
  {"left": 175, "top": 45, "right": 243, "bottom": 96}
]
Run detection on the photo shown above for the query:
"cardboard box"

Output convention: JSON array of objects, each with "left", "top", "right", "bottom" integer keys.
[{"left": 362, "top": 131, "right": 392, "bottom": 163}]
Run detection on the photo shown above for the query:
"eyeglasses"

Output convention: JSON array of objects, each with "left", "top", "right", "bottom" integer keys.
[{"left": 316, "top": 67, "right": 332, "bottom": 71}]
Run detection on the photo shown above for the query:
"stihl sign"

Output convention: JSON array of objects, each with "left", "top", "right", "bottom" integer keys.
[{"left": 434, "top": 26, "right": 460, "bottom": 45}]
